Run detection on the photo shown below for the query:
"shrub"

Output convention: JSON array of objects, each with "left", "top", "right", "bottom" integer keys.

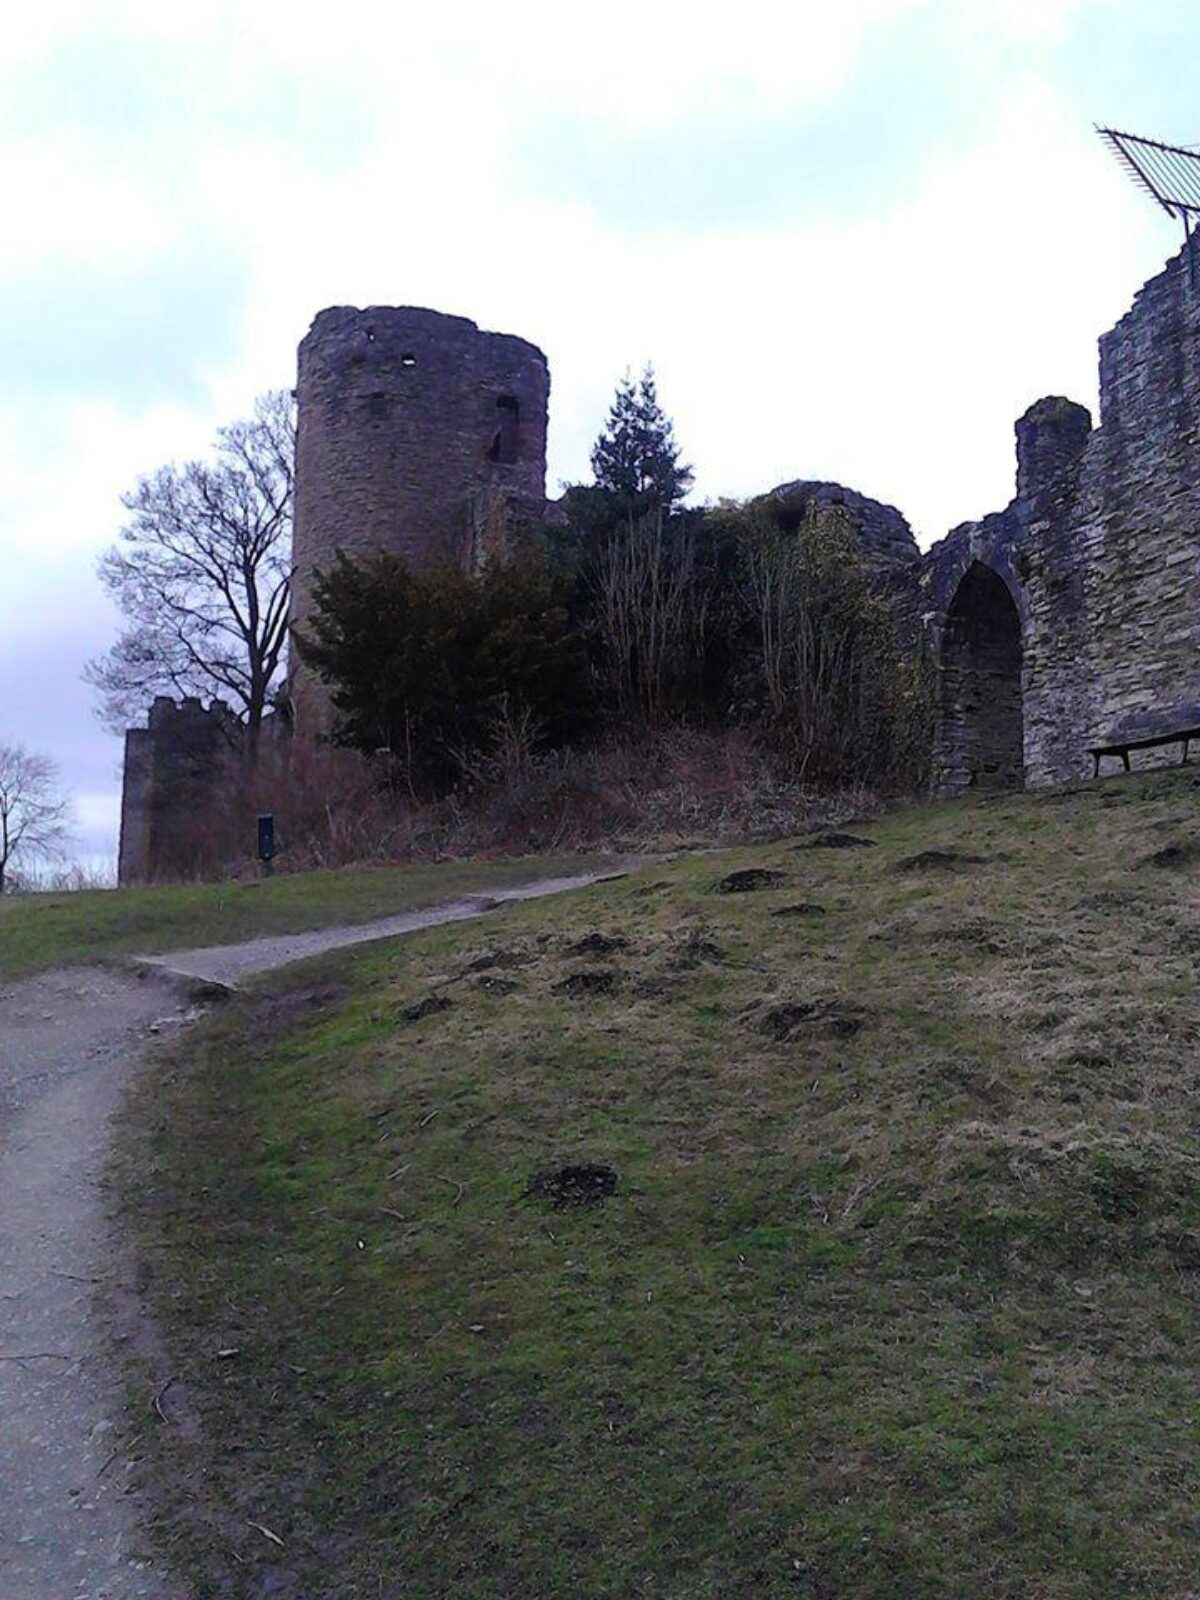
[
  {"left": 296, "top": 546, "right": 590, "bottom": 790},
  {"left": 714, "top": 499, "right": 933, "bottom": 791}
]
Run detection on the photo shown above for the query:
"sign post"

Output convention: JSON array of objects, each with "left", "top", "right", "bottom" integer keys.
[{"left": 257, "top": 813, "right": 277, "bottom": 877}]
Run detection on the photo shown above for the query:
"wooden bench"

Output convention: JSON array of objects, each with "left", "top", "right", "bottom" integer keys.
[{"left": 1089, "top": 726, "right": 1200, "bottom": 778}]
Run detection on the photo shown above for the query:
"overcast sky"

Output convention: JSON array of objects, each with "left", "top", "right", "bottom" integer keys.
[{"left": 1, "top": 0, "right": 1195, "bottom": 871}]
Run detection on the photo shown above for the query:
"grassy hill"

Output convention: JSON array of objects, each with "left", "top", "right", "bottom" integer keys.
[
  {"left": 117, "top": 770, "right": 1200, "bottom": 1597},
  {"left": 0, "top": 855, "right": 600, "bottom": 983}
]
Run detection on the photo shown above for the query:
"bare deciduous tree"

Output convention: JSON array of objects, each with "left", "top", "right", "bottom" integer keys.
[
  {"left": 592, "top": 508, "right": 708, "bottom": 724},
  {"left": 85, "top": 389, "right": 294, "bottom": 751},
  {"left": 0, "top": 744, "right": 71, "bottom": 893}
]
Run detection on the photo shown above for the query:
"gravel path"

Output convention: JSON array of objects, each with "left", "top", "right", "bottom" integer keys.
[
  {"left": 134, "top": 868, "right": 626, "bottom": 988},
  {"left": 0, "top": 967, "right": 190, "bottom": 1600},
  {"left": 0, "top": 867, "right": 624, "bottom": 1598}
]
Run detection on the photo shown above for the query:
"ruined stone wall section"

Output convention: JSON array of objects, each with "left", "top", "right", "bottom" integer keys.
[
  {"left": 1017, "top": 498, "right": 1095, "bottom": 786},
  {"left": 1011, "top": 402, "right": 1096, "bottom": 787},
  {"left": 923, "top": 237, "right": 1200, "bottom": 791},
  {"left": 765, "top": 480, "right": 920, "bottom": 568},
  {"left": 290, "top": 306, "right": 550, "bottom": 733},
  {"left": 117, "top": 697, "right": 241, "bottom": 884},
  {"left": 1077, "top": 237, "right": 1200, "bottom": 750},
  {"left": 116, "top": 727, "right": 153, "bottom": 886}
]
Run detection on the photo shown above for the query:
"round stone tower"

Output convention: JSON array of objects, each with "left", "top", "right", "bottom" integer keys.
[{"left": 290, "top": 305, "right": 550, "bottom": 732}]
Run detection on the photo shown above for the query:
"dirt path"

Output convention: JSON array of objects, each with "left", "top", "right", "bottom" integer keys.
[
  {"left": 0, "top": 868, "right": 624, "bottom": 1598},
  {"left": 0, "top": 967, "right": 190, "bottom": 1599},
  {"left": 135, "top": 869, "right": 626, "bottom": 989}
]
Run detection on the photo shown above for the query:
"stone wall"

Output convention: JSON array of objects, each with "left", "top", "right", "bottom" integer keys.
[
  {"left": 765, "top": 480, "right": 921, "bottom": 570},
  {"left": 762, "top": 479, "right": 924, "bottom": 643},
  {"left": 117, "top": 697, "right": 242, "bottom": 884},
  {"left": 937, "top": 562, "right": 1024, "bottom": 792},
  {"left": 1078, "top": 241, "right": 1200, "bottom": 749},
  {"left": 922, "top": 233, "right": 1200, "bottom": 792},
  {"left": 290, "top": 305, "right": 550, "bottom": 732}
]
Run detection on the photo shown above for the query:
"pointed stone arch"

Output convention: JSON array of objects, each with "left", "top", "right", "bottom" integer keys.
[{"left": 937, "top": 561, "right": 1024, "bottom": 795}]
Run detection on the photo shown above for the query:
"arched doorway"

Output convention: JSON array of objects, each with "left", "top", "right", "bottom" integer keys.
[{"left": 937, "top": 562, "right": 1024, "bottom": 794}]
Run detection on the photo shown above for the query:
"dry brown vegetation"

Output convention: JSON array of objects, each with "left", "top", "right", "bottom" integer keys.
[{"left": 165, "top": 726, "right": 883, "bottom": 878}]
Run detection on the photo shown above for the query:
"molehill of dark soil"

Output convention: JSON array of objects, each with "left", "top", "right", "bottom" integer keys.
[
  {"left": 553, "top": 970, "right": 619, "bottom": 997},
  {"left": 525, "top": 1163, "right": 619, "bottom": 1207},
  {"left": 716, "top": 868, "right": 787, "bottom": 894},
  {"left": 463, "top": 946, "right": 534, "bottom": 973},
  {"left": 401, "top": 994, "right": 452, "bottom": 1022},
  {"left": 670, "top": 932, "right": 726, "bottom": 967},
  {"left": 771, "top": 902, "right": 828, "bottom": 919},
  {"left": 893, "top": 848, "right": 988, "bottom": 872},
  {"left": 476, "top": 975, "right": 519, "bottom": 995},
  {"left": 759, "top": 999, "right": 865, "bottom": 1041},
  {"left": 1142, "top": 840, "right": 1200, "bottom": 869},
  {"left": 569, "top": 932, "right": 629, "bottom": 957}
]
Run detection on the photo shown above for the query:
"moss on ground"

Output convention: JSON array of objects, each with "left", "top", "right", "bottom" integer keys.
[{"left": 115, "top": 770, "right": 1200, "bottom": 1597}]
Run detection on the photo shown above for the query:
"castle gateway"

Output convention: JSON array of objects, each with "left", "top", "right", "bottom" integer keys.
[{"left": 919, "top": 233, "right": 1200, "bottom": 793}]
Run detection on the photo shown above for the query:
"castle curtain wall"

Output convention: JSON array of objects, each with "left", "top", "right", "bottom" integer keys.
[
  {"left": 936, "top": 562, "right": 1024, "bottom": 794},
  {"left": 925, "top": 236, "right": 1200, "bottom": 790},
  {"left": 116, "top": 698, "right": 241, "bottom": 885},
  {"left": 1076, "top": 244, "right": 1200, "bottom": 747}
]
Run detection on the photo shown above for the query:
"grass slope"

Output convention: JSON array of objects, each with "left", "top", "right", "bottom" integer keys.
[
  {"left": 0, "top": 855, "right": 598, "bottom": 982},
  {"left": 118, "top": 773, "right": 1200, "bottom": 1598}
]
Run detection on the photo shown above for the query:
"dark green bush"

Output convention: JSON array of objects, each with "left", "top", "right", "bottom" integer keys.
[{"left": 295, "top": 548, "right": 590, "bottom": 790}]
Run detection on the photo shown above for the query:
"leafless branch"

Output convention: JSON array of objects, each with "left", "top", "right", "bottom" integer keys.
[
  {"left": 0, "top": 744, "right": 72, "bottom": 894},
  {"left": 84, "top": 390, "right": 295, "bottom": 740}
]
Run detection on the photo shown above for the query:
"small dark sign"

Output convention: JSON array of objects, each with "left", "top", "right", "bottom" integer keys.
[{"left": 257, "top": 813, "right": 276, "bottom": 864}]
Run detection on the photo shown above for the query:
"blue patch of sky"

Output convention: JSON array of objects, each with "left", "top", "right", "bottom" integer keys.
[
  {"left": 0, "top": 25, "right": 379, "bottom": 176},
  {"left": 509, "top": 8, "right": 1034, "bottom": 235},
  {"left": 1055, "top": 0, "right": 1200, "bottom": 149},
  {"left": 0, "top": 244, "right": 247, "bottom": 410}
]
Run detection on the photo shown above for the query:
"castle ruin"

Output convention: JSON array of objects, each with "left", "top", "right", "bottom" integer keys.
[
  {"left": 117, "top": 237, "right": 1200, "bottom": 881},
  {"left": 922, "top": 234, "right": 1200, "bottom": 793},
  {"left": 117, "top": 696, "right": 242, "bottom": 884},
  {"left": 289, "top": 305, "right": 550, "bottom": 731}
]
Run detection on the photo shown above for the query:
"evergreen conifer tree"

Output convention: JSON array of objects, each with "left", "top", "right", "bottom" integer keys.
[{"left": 589, "top": 366, "right": 693, "bottom": 516}]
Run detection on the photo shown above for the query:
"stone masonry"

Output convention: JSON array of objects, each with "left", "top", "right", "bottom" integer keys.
[
  {"left": 766, "top": 480, "right": 921, "bottom": 570},
  {"left": 289, "top": 305, "right": 550, "bottom": 732},
  {"left": 921, "top": 233, "right": 1200, "bottom": 793},
  {"left": 118, "top": 697, "right": 241, "bottom": 884}
]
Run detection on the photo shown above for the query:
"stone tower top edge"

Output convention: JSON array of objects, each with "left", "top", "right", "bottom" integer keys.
[
  {"left": 299, "top": 305, "right": 549, "bottom": 368},
  {"left": 1013, "top": 394, "right": 1092, "bottom": 503},
  {"left": 1101, "top": 232, "right": 1199, "bottom": 337}
]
